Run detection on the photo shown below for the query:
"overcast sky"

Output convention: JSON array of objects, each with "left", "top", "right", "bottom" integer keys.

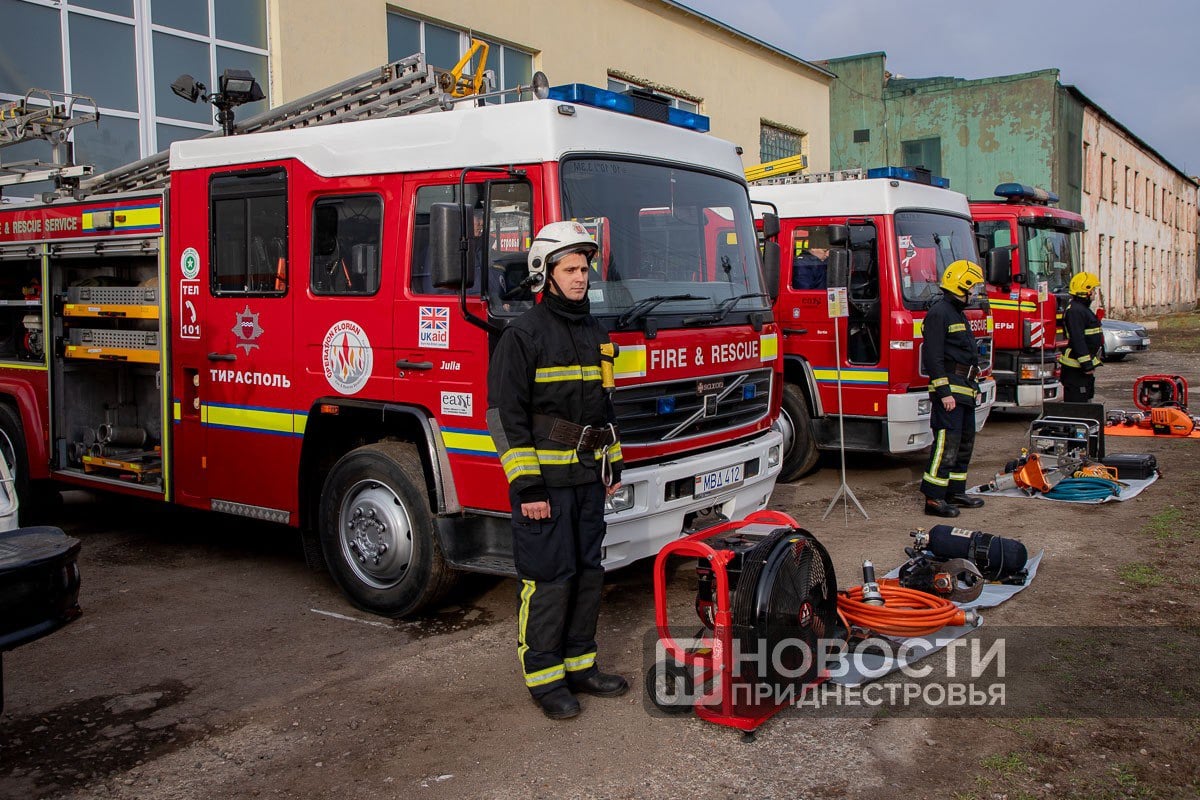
[{"left": 678, "top": 0, "right": 1199, "bottom": 177}]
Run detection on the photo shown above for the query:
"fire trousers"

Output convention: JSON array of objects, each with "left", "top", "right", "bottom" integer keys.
[
  {"left": 510, "top": 482, "right": 606, "bottom": 698},
  {"left": 1061, "top": 366, "right": 1096, "bottom": 403},
  {"left": 921, "top": 401, "right": 976, "bottom": 501}
]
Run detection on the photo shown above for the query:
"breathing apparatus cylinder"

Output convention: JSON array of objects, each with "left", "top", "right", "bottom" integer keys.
[
  {"left": 926, "top": 525, "right": 1027, "bottom": 581},
  {"left": 599, "top": 342, "right": 619, "bottom": 392}
]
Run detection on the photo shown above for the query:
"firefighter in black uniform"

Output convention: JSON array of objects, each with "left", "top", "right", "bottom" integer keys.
[
  {"left": 487, "top": 221, "right": 627, "bottom": 720},
  {"left": 921, "top": 259, "right": 987, "bottom": 518},
  {"left": 1059, "top": 272, "right": 1104, "bottom": 403}
]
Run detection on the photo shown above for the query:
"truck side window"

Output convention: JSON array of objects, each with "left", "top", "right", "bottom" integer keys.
[
  {"left": 790, "top": 226, "right": 831, "bottom": 291},
  {"left": 410, "top": 184, "right": 483, "bottom": 296},
  {"left": 210, "top": 168, "right": 288, "bottom": 296},
  {"left": 310, "top": 194, "right": 383, "bottom": 296}
]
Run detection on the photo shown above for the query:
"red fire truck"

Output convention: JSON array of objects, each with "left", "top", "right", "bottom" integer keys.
[
  {"left": 970, "top": 183, "right": 1081, "bottom": 409},
  {"left": 0, "top": 60, "right": 783, "bottom": 616},
  {"left": 750, "top": 167, "right": 1000, "bottom": 481}
]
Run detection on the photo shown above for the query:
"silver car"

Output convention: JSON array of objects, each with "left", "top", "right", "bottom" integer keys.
[{"left": 1101, "top": 318, "right": 1151, "bottom": 361}]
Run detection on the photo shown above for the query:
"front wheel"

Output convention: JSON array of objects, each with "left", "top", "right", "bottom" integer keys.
[
  {"left": 318, "top": 442, "right": 456, "bottom": 617},
  {"left": 777, "top": 382, "right": 820, "bottom": 482}
]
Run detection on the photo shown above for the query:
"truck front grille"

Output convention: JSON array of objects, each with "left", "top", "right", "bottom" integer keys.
[{"left": 613, "top": 368, "right": 772, "bottom": 445}]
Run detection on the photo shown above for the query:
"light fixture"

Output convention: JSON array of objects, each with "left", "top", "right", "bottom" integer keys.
[
  {"left": 169, "top": 69, "right": 263, "bottom": 136},
  {"left": 170, "top": 74, "right": 204, "bottom": 104}
]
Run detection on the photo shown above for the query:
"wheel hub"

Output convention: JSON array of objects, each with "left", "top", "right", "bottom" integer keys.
[{"left": 339, "top": 480, "right": 414, "bottom": 590}]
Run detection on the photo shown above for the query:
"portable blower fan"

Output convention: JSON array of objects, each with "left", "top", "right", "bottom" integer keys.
[{"left": 650, "top": 510, "right": 840, "bottom": 736}]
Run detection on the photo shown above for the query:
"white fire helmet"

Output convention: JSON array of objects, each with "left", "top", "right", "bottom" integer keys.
[{"left": 527, "top": 221, "right": 598, "bottom": 293}]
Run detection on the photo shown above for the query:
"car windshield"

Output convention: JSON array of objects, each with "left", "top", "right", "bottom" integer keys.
[
  {"left": 1020, "top": 223, "right": 1080, "bottom": 294},
  {"left": 558, "top": 158, "right": 769, "bottom": 327},
  {"left": 895, "top": 211, "right": 982, "bottom": 310}
]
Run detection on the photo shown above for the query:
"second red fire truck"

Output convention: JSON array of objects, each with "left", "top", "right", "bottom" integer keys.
[{"left": 750, "top": 167, "right": 1001, "bottom": 481}]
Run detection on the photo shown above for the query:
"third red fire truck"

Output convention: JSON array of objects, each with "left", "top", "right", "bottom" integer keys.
[
  {"left": 970, "top": 183, "right": 1083, "bottom": 409},
  {"left": 0, "top": 58, "right": 783, "bottom": 616},
  {"left": 750, "top": 167, "right": 1001, "bottom": 481}
]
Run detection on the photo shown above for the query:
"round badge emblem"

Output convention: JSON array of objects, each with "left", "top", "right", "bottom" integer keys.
[
  {"left": 181, "top": 247, "right": 200, "bottom": 279},
  {"left": 322, "top": 320, "right": 373, "bottom": 395}
]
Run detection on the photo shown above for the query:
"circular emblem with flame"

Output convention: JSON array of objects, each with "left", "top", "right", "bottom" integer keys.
[{"left": 322, "top": 320, "right": 373, "bottom": 395}]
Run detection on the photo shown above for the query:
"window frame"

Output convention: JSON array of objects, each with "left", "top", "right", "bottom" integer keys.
[
  {"left": 208, "top": 166, "right": 289, "bottom": 298},
  {"left": 309, "top": 193, "right": 385, "bottom": 297},
  {"left": 760, "top": 122, "right": 802, "bottom": 164}
]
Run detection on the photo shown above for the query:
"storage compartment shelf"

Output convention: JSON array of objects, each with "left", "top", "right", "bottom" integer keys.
[
  {"left": 81, "top": 447, "right": 161, "bottom": 482},
  {"left": 63, "top": 346, "right": 159, "bottom": 364},
  {"left": 63, "top": 303, "right": 159, "bottom": 319},
  {"left": 0, "top": 300, "right": 41, "bottom": 307},
  {"left": 67, "top": 286, "right": 158, "bottom": 305}
]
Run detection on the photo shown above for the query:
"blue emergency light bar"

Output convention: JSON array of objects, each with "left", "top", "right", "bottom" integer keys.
[
  {"left": 866, "top": 166, "right": 951, "bottom": 188},
  {"left": 994, "top": 183, "right": 1059, "bottom": 205},
  {"left": 547, "top": 83, "right": 711, "bottom": 133}
]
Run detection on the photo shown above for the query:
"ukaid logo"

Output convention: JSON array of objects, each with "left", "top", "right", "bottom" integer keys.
[
  {"left": 440, "top": 391, "right": 473, "bottom": 417},
  {"left": 419, "top": 306, "right": 450, "bottom": 349},
  {"left": 322, "top": 320, "right": 373, "bottom": 395}
]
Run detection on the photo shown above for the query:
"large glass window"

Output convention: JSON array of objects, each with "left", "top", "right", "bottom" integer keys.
[
  {"left": 214, "top": 0, "right": 267, "bottom": 48},
  {"left": 311, "top": 195, "right": 383, "bottom": 296},
  {"left": 153, "top": 32, "right": 215, "bottom": 124},
  {"left": 1020, "top": 223, "right": 1081, "bottom": 294},
  {"left": 151, "top": 0, "right": 208, "bottom": 35},
  {"left": 607, "top": 77, "right": 699, "bottom": 113},
  {"left": 760, "top": 123, "right": 801, "bottom": 163},
  {"left": 69, "top": 13, "right": 138, "bottom": 112},
  {"left": 74, "top": 115, "right": 140, "bottom": 173},
  {"left": 210, "top": 169, "right": 288, "bottom": 296},
  {"left": 902, "top": 137, "right": 942, "bottom": 174},
  {"left": 895, "top": 211, "right": 980, "bottom": 310},
  {"left": 386, "top": 11, "right": 533, "bottom": 103},
  {"left": 560, "top": 159, "right": 769, "bottom": 328},
  {"left": 0, "top": 0, "right": 64, "bottom": 94},
  {"left": 70, "top": 0, "right": 132, "bottom": 15}
]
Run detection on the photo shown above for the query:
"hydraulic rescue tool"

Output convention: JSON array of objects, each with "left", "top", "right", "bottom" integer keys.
[
  {"left": 650, "top": 511, "right": 839, "bottom": 736},
  {"left": 1107, "top": 375, "right": 1199, "bottom": 436}
]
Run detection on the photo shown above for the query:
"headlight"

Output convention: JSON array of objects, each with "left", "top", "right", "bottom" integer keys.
[
  {"left": 604, "top": 484, "right": 635, "bottom": 513},
  {"left": 917, "top": 398, "right": 932, "bottom": 415},
  {"left": 1020, "top": 362, "right": 1057, "bottom": 380},
  {"left": 767, "top": 445, "right": 781, "bottom": 468}
]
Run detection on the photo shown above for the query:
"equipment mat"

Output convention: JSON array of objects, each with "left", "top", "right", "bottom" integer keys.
[
  {"left": 965, "top": 473, "right": 1157, "bottom": 503},
  {"left": 829, "top": 550, "right": 1043, "bottom": 687},
  {"left": 1105, "top": 425, "right": 1200, "bottom": 439}
]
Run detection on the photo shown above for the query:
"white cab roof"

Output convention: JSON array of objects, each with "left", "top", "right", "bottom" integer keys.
[
  {"left": 170, "top": 99, "right": 744, "bottom": 179},
  {"left": 750, "top": 178, "right": 971, "bottom": 219}
]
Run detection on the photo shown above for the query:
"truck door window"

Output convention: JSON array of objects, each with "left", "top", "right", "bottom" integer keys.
[
  {"left": 790, "top": 226, "right": 831, "bottom": 290},
  {"left": 847, "top": 223, "right": 880, "bottom": 365},
  {"left": 210, "top": 168, "right": 288, "bottom": 296},
  {"left": 895, "top": 211, "right": 978, "bottom": 310},
  {"left": 1021, "top": 224, "right": 1078, "bottom": 294},
  {"left": 310, "top": 194, "right": 383, "bottom": 296}
]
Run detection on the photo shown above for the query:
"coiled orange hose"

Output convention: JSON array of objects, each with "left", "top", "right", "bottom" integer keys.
[{"left": 837, "top": 579, "right": 972, "bottom": 637}]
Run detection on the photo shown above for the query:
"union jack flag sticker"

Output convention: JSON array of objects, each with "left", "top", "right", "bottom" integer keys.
[{"left": 419, "top": 306, "right": 450, "bottom": 349}]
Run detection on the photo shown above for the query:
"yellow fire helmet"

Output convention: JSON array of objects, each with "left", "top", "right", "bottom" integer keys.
[
  {"left": 939, "top": 259, "right": 985, "bottom": 297},
  {"left": 1068, "top": 271, "right": 1101, "bottom": 298}
]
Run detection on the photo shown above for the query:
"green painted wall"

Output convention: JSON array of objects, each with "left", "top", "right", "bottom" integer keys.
[{"left": 827, "top": 53, "right": 1082, "bottom": 211}]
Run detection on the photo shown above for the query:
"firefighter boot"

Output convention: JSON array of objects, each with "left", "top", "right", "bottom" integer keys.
[
  {"left": 924, "top": 499, "right": 960, "bottom": 518},
  {"left": 536, "top": 686, "right": 582, "bottom": 720},
  {"left": 569, "top": 670, "right": 629, "bottom": 697},
  {"left": 947, "top": 494, "right": 984, "bottom": 508}
]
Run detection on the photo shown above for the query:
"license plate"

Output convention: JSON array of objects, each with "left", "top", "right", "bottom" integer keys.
[{"left": 694, "top": 464, "right": 744, "bottom": 498}]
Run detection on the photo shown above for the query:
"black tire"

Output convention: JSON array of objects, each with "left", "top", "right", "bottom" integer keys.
[
  {"left": 1102, "top": 351, "right": 1125, "bottom": 362},
  {"left": 777, "top": 382, "right": 820, "bottom": 482},
  {"left": 645, "top": 660, "right": 695, "bottom": 714},
  {"left": 318, "top": 442, "right": 456, "bottom": 617},
  {"left": 0, "top": 402, "right": 33, "bottom": 525}
]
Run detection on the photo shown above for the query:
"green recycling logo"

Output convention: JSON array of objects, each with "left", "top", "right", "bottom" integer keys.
[{"left": 181, "top": 247, "right": 200, "bottom": 279}]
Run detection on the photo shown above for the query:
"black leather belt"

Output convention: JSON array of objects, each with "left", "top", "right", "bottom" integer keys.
[
  {"left": 533, "top": 414, "right": 617, "bottom": 449},
  {"left": 947, "top": 363, "right": 981, "bottom": 381}
]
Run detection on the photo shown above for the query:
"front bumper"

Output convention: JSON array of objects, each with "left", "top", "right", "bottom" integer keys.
[
  {"left": 600, "top": 429, "right": 782, "bottom": 570},
  {"left": 886, "top": 378, "right": 998, "bottom": 452}
]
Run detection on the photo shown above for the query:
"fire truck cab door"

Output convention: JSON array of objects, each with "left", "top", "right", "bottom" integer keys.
[{"left": 194, "top": 167, "right": 296, "bottom": 515}]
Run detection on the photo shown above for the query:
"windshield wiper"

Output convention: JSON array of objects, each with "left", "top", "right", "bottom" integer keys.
[
  {"left": 682, "top": 292, "right": 771, "bottom": 325},
  {"left": 615, "top": 294, "right": 705, "bottom": 329}
]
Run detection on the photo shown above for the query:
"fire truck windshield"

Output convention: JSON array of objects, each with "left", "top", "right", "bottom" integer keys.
[
  {"left": 559, "top": 158, "right": 768, "bottom": 328},
  {"left": 1020, "top": 223, "right": 1080, "bottom": 294},
  {"left": 894, "top": 211, "right": 981, "bottom": 310}
]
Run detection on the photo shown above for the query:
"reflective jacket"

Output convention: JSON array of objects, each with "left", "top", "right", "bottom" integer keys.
[
  {"left": 1059, "top": 297, "right": 1103, "bottom": 371},
  {"left": 922, "top": 293, "right": 981, "bottom": 406},
  {"left": 487, "top": 295, "right": 623, "bottom": 503}
]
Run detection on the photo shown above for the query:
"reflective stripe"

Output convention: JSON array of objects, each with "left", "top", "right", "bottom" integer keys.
[
  {"left": 564, "top": 652, "right": 596, "bottom": 672},
  {"left": 947, "top": 323, "right": 967, "bottom": 333},
  {"left": 949, "top": 472, "right": 968, "bottom": 481},
  {"left": 501, "top": 447, "right": 540, "bottom": 482},
  {"left": 534, "top": 365, "right": 602, "bottom": 383},
  {"left": 950, "top": 385, "right": 977, "bottom": 397},
  {"left": 1084, "top": 327, "right": 1102, "bottom": 335},
  {"left": 923, "top": 473, "right": 950, "bottom": 487},
  {"left": 517, "top": 580, "right": 535, "bottom": 676},
  {"left": 536, "top": 448, "right": 580, "bottom": 466},
  {"left": 931, "top": 377, "right": 950, "bottom": 387},
  {"left": 525, "top": 665, "right": 566, "bottom": 687},
  {"left": 605, "top": 442, "right": 623, "bottom": 462},
  {"left": 1059, "top": 352, "right": 1081, "bottom": 367},
  {"left": 927, "top": 430, "right": 947, "bottom": 482}
]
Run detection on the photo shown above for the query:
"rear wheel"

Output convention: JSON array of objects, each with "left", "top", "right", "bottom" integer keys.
[
  {"left": 645, "top": 660, "right": 695, "bottom": 714},
  {"left": 777, "top": 382, "right": 820, "bottom": 482},
  {"left": 0, "top": 403, "right": 32, "bottom": 524},
  {"left": 319, "top": 442, "right": 456, "bottom": 617}
]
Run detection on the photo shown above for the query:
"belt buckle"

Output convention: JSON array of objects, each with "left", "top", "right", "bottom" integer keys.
[
  {"left": 967, "top": 364, "right": 980, "bottom": 382},
  {"left": 575, "top": 424, "right": 593, "bottom": 451}
]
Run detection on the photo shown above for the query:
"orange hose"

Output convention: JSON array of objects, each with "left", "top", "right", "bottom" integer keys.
[{"left": 837, "top": 579, "right": 969, "bottom": 637}]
